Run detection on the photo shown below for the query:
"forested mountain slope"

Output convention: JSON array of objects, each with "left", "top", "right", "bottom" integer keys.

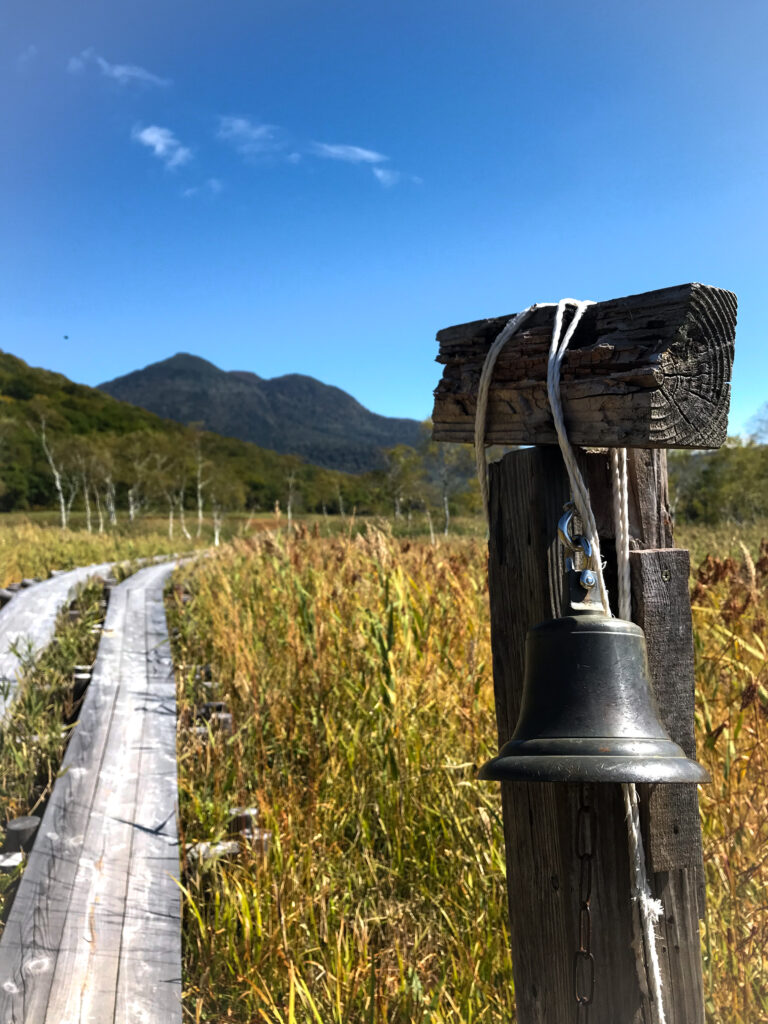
[
  {"left": 0, "top": 350, "right": 374, "bottom": 513},
  {"left": 99, "top": 353, "right": 422, "bottom": 473}
]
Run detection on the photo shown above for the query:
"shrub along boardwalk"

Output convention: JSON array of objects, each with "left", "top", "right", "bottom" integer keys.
[
  {"left": 0, "top": 562, "right": 114, "bottom": 720},
  {"left": 0, "top": 561, "right": 182, "bottom": 1024}
]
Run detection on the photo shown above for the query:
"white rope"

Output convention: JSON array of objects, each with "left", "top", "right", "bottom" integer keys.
[
  {"left": 612, "top": 449, "right": 667, "bottom": 1022},
  {"left": 474, "top": 296, "right": 667, "bottom": 1023},
  {"left": 611, "top": 447, "right": 632, "bottom": 621},
  {"left": 544, "top": 299, "right": 612, "bottom": 612},
  {"left": 475, "top": 304, "right": 552, "bottom": 521}
]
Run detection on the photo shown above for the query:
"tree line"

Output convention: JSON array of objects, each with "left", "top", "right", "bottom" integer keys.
[{"left": 2, "top": 412, "right": 481, "bottom": 537}]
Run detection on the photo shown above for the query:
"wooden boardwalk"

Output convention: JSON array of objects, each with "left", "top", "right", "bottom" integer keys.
[
  {"left": 0, "top": 562, "right": 182, "bottom": 1024},
  {"left": 0, "top": 563, "right": 114, "bottom": 720}
]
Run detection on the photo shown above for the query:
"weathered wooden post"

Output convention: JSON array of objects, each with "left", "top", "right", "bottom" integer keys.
[{"left": 432, "top": 284, "right": 737, "bottom": 1023}]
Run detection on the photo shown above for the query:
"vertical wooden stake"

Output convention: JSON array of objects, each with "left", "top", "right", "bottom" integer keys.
[{"left": 487, "top": 446, "right": 705, "bottom": 1024}]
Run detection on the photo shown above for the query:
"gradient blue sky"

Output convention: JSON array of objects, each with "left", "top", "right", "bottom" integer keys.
[{"left": 2, "top": 0, "right": 767, "bottom": 432}]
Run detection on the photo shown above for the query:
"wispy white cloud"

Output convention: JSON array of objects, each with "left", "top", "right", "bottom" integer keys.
[
  {"left": 217, "top": 116, "right": 283, "bottom": 157},
  {"left": 311, "top": 142, "right": 419, "bottom": 187},
  {"left": 16, "top": 45, "right": 38, "bottom": 67},
  {"left": 372, "top": 167, "right": 401, "bottom": 187},
  {"left": 311, "top": 142, "right": 387, "bottom": 165},
  {"left": 214, "top": 118, "right": 419, "bottom": 190},
  {"left": 183, "top": 178, "right": 223, "bottom": 198},
  {"left": 372, "top": 167, "right": 422, "bottom": 188},
  {"left": 68, "top": 48, "right": 169, "bottom": 86},
  {"left": 132, "top": 125, "right": 192, "bottom": 169}
]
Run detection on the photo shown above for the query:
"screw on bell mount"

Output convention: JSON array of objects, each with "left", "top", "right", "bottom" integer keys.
[
  {"left": 558, "top": 503, "right": 600, "bottom": 602},
  {"left": 478, "top": 504, "right": 710, "bottom": 784}
]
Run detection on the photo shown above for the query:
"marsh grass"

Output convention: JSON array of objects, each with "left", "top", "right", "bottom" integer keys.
[
  {"left": 676, "top": 518, "right": 768, "bottom": 567},
  {"left": 692, "top": 541, "right": 768, "bottom": 1022},
  {"left": 0, "top": 520, "right": 188, "bottom": 587},
  {"left": 170, "top": 525, "right": 768, "bottom": 1022},
  {"left": 170, "top": 527, "right": 513, "bottom": 1023},
  {"left": 0, "top": 579, "right": 107, "bottom": 924}
]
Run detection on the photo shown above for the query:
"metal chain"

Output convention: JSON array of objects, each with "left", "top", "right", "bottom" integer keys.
[{"left": 574, "top": 782, "right": 596, "bottom": 1021}]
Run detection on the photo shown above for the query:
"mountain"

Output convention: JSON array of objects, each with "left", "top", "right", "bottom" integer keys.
[
  {"left": 0, "top": 350, "right": 377, "bottom": 514},
  {"left": 98, "top": 354, "right": 423, "bottom": 473}
]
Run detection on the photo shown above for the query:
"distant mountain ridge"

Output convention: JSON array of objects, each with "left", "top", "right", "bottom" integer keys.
[
  {"left": 0, "top": 349, "right": 370, "bottom": 515},
  {"left": 98, "top": 354, "right": 423, "bottom": 473}
]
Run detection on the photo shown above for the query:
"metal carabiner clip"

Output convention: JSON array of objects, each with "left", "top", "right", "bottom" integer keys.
[{"left": 557, "top": 504, "right": 597, "bottom": 590}]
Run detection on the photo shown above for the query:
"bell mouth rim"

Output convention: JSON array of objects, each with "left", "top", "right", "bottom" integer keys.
[
  {"left": 500, "top": 735, "right": 691, "bottom": 759},
  {"left": 478, "top": 752, "right": 710, "bottom": 784}
]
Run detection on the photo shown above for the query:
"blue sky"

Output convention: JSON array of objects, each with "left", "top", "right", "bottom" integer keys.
[{"left": 1, "top": 0, "right": 767, "bottom": 432}]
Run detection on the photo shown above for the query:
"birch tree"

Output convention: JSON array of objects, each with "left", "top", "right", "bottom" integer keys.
[{"left": 38, "top": 417, "right": 72, "bottom": 529}]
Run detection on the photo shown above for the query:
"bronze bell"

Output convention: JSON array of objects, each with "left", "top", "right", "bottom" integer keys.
[{"left": 479, "top": 562, "right": 709, "bottom": 785}]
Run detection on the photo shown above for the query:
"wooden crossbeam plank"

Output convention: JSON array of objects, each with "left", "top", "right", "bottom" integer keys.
[{"left": 432, "top": 282, "right": 737, "bottom": 449}]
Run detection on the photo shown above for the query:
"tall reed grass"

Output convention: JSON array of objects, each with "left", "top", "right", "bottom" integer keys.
[
  {"left": 171, "top": 527, "right": 513, "bottom": 1023},
  {"left": 0, "top": 520, "right": 192, "bottom": 586},
  {"left": 168, "top": 525, "right": 767, "bottom": 1022},
  {"left": 692, "top": 541, "right": 768, "bottom": 1022}
]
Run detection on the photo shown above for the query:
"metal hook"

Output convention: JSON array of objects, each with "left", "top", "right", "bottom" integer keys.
[{"left": 558, "top": 504, "right": 597, "bottom": 590}]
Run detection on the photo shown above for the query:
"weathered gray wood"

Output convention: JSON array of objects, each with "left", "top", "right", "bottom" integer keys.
[
  {"left": 115, "top": 586, "right": 182, "bottom": 1023},
  {"left": 486, "top": 446, "right": 705, "bottom": 1023},
  {"left": 488, "top": 448, "right": 651, "bottom": 1023},
  {"left": 43, "top": 588, "right": 149, "bottom": 1023},
  {"left": 0, "top": 562, "right": 182, "bottom": 1024},
  {"left": 0, "top": 562, "right": 115, "bottom": 719},
  {"left": 583, "top": 457, "right": 706, "bottom": 1022},
  {"left": 433, "top": 283, "right": 736, "bottom": 449},
  {"left": 631, "top": 549, "right": 706, "bottom": 922},
  {"left": 0, "top": 585, "right": 133, "bottom": 1022}
]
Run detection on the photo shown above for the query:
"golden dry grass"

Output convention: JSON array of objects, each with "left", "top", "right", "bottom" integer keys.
[
  {"left": 0, "top": 520, "right": 195, "bottom": 586},
  {"left": 170, "top": 524, "right": 768, "bottom": 1022},
  {"left": 171, "top": 527, "right": 513, "bottom": 1023}
]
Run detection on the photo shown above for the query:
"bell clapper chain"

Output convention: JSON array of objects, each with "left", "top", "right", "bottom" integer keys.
[{"left": 574, "top": 781, "right": 596, "bottom": 1022}]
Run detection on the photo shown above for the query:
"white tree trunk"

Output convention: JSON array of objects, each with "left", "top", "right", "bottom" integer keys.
[
  {"left": 443, "top": 492, "right": 450, "bottom": 536},
  {"left": 40, "top": 419, "right": 68, "bottom": 529},
  {"left": 66, "top": 479, "right": 79, "bottom": 522},
  {"left": 213, "top": 510, "right": 222, "bottom": 547},
  {"left": 195, "top": 451, "right": 206, "bottom": 539},
  {"left": 94, "top": 488, "right": 104, "bottom": 533},
  {"left": 179, "top": 491, "right": 192, "bottom": 541},
  {"left": 128, "top": 486, "right": 137, "bottom": 522},
  {"left": 105, "top": 476, "right": 117, "bottom": 526},
  {"left": 82, "top": 473, "right": 92, "bottom": 533},
  {"left": 168, "top": 501, "right": 175, "bottom": 540}
]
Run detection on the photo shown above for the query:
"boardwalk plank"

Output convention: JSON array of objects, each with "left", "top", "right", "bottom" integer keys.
[
  {"left": 0, "top": 563, "right": 114, "bottom": 720},
  {"left": 115, "top": 585, "right": 182, "bottom": 1023},
  {"left": 0, "top": 563, "right": 181, "bottom": 1024}
]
